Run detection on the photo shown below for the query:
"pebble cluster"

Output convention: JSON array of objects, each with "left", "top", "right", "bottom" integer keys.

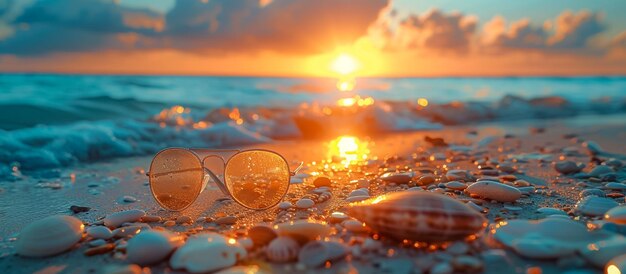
[{"left": 7, "top": 132, "right": 626, "bottom": 274}]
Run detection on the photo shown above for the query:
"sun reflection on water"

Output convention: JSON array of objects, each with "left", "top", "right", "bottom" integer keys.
[{"left": 327, "top": 135, "right": 370, "bottom": 167}]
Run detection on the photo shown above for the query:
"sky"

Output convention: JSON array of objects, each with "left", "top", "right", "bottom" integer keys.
[{"left": 1, "top": 0, "right": 626, "bottom": 76}]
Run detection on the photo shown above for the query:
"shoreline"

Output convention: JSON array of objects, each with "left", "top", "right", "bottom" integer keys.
[{"left": 1, "top": 114, "right": 625, "bottom": 273}]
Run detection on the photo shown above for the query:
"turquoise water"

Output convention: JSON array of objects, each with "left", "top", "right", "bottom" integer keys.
[{"left": 0, "top": 74, "right": 624, "bottom": 173}]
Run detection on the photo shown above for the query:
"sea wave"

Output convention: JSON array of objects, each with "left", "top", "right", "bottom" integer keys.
[{"left": 0, "top": 94, "right": 625, "bottom": 178}]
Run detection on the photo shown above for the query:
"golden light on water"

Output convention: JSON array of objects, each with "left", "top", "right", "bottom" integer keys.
[
  {"left": 337, "top": 77, "right": 356, "bottom": 91},
  {"left": 336, "top": 96, "right": 375, "bottom": 107},
  {"left": 327, "top": 135, "right": 370, "bottom": 167},
  {"left": 417, "top": 98, "right": 429, "bottom": 107}
]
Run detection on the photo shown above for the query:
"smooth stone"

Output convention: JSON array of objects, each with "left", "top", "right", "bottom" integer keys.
[
  {"left": 345, "top": 195, "right": 371, "bottom": 203},
  {"left": 87, "top": 226, "right": 113, "bottom": 240},
  {"left": 329, "top": 212, "right": 349, "bottom": 224},
  {"left": 70, "top": 205, "right": 91, "bottom": 214},
  {"left": 313, "top": 177, "right": 332, "bottom": 187},
  {"left": 278, "top": 202, "right": 292, "bottom": 210},
  {"left": 580, "top": 238, "right": 626, "bottom": 268},
  {"left": 466, "top": 181, "right": 521, "bottom": 202},
  {"left": 343, "top": 220, "right": 368, "bottom": 233},
  {"left": 102, "top": 264, "right": 143, "bottom": 274},
  {"left": 104, "top": 210, "right": 146, "bottom": 228},
  {"left": 15, "top": 215, "right": 84, "bottom": 257},
  {"left": 452, "top": 256, "right": 483, "bottom": 272},
  {"left": 276, "top": 220, "right": 330, "bottom": 244},
  {"left": 127, "top": 230, "right": 184, "bottom": 265},
  {"left": 446, "top": 242, "right": 469, "bottom": 255},
  {"left": 295, "top": 198, "right": 315, "bottom": 209},
  {"left": 349, "top": 189, "right": 369, "bottom": 197},
  {"left": 431, "top": 262, "right": 453, "bottom": 274},
  {"left": 266, "top": 236, "right": 299, "bottom": 263},
  {"left": 216, "top": 216, "right": 237, "bottom": 225},
  {"left": 248, "top": 225, "right": 277, "bottom": 247},
  {"left": 580, "top": 189, "right": 606, "bottom": 198},
  {"left": 214, "top": 265, "right": 267, "bottom": 274},
  {"left": 493, "top": 218, "right": 620, "bottom": 259},
  {"left": 380, "top": 172, "right": 413, "bottom": 184},
  {"left": 605, "top": 205, "right": 626, "bottom": 225},
  {"left": 176, "top": 215, "right": 193, "bottom": 224},
  {"left": 605, "top": 182, "right": 626, "bottom": 190},
  {"left": 170, "top": 233, "right": 245, "bottom": 273},
  {"left": 554, "top": 161, "right": 583, "bottom": 174},
  {"left": 88, "top": 239, "right": 107, "bottom": 247},
  {"left": 589, "top": 165, "right": 614, "bottom": 177},
  {"left": 297, "top": 240, "right": 348, "bottom": 267},
  {"left": 445, "top": 181, "right": 467, "bottom": 190},
  {"left": 504, "top": 206, "right": 522, "bottom": 212},
  {"left": 122, "top": 196, "right": 138, "bottom": 203},
  {"left": 417, "top": 174, "right": 436, "bottom": 186},
  {"left": 537, "top": 207, "right": 568, "bottom": 216},
  {"left": 575, "top": 196, "right": 619, "bottom": 216},
  {"left": 606, "top": 254, "right": 626, "bottom": 274}
]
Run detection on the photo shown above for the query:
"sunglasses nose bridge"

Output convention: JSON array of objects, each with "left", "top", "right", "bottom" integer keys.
[{"left": 203, "top": 167, "right": 230, "bottom": 196}]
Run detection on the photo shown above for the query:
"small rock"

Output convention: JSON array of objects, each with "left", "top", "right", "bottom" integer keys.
[
  {"left": 537, "top": 207, "right": 567, "bottom": 216},
  {"left": 248, "top": 225, "right": 277, "bottom": 247},
  {"left": 554, "top": 161, "right": 583, "bottom": 174},
  {"left": 431, "top": 262, "right": 453, "bottom": 274},
  {"left": 122, "top": 196, "right": 138, "bottom": 203},
  {"left": 417, "top": 174, "right": 436, "bottom": 186},
  {"left": 127, "top": 230, "right": 184, "bottom": 265},
  {"left": 345, "top": 195, "right": 370, "bottom": 203},
  {"left": 343, "top": 220, "right": 368, "bottom": 233},
  {"left": 215, "top": 216, "right": 237, "bottom": 225},
  {"left": 575, "top": 196, "right": 619, "bottom": 216},
  {"left": 589, "top": 165, "right": 613, "bottom": 177},
  {"left": 170, "top": 233, "right": 246, "bottom": 273},
  {"left": 278, "top": 202, "right": 293, "bottom": 210},
  {"left": 313, "top": 177, "right": 332, "bottom": 187},
  {"left": 176, "top": 215, "right": 193, "bottom": 224},
  {"left": 104, "top": 210, "right": 146, "bottom": 228},
  {"left": 295, "top": 198, "right": 315, "bottom": 209},
  {"left": 466, "top": 181, "right": 521, "bottom": 202},
  {"left": 380, "top": 172, "right": 413, "bottom": 184},
  {"left": 15, "top": 215, "right": 84, "bottom": 257},
  {"left": 605, "top": 205, "right": 626, "bottom": 225},
  {"left": 69, "top": 205, "right": 91, "bottom": 214},
  {"left": 88, "top": 239, "right": 107, "bottom": 247},
  {"left": 605, "top": 182, "right": 626, "bottom": 190},
  {"left": 349, "top": 189, "right": 369, "bottom": 197},
  {"left": 87, "top": 226, "right": 113, "bottom": 240},
  {"left": 445, "top": 181, "right": 467, "bottom": 190},
  {"left": 452, "top": 256, "right": 483, "bottom": 272},
  {"left": 84, "top": 243, "right": 115, "bottom": 256},
  {"left": 580, "top": 189, "right": 606, "bottom": 198}
]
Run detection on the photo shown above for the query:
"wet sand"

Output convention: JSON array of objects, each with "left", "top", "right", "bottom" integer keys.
[{"left": 0, "top": 113, "right": 625, "bottom": 274}]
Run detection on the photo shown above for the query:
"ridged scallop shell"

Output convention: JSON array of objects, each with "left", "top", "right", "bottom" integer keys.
[
  {"left": 15, "top": 215, "right": 85, "bottom": 257},
  {"left": 347, "top": 192, "right": 487, "bottom": 242},
  {"left": 265, "top": 236, "right": 300, "bottom": 263}
]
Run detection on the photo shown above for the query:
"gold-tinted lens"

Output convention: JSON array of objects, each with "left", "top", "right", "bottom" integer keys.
[
  {"left": 149, "top": 148, "right": 203, "bottom": 211},
  {"left": 225, "top": 150, "right": 290, "bottom": 209}
]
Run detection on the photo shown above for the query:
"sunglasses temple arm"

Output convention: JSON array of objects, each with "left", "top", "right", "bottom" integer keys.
[
  {"left": 290, "top": 162, "right": 304, "bottom": 176},
  {"left": 204, "top": 168, "right": 230, "bottom": 196}
]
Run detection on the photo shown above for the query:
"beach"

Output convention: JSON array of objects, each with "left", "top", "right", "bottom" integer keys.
[{"left": 1, "top": 112, "right": 625, "bottom": 274}]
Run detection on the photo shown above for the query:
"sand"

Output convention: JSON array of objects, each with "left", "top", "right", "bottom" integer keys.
[{"left": 0, "top": 113, "right": 625, "bottom": 274}]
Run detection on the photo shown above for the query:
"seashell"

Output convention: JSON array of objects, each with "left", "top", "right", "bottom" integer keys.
[
  {"left": 265, "top": 236, "right": 300, "bottom": 263},
  {"left": 248, "top": 225, "right": 277, "bottom": 247},
  {"left": 275, "top": 220, "right": 330, "bottom": 244},
  {"left": 15, "top": 215, "right": 84, "bottom": 257},
  {"left": 606, "top": 254, "right": 626, "bottom": 274},
  {"left": 347, "top": 192, "right": 487, "bottom": 242},
  {"left": 575, "top": 196, "right": 619, "bottom": 216},
  {"left": 493, "top": 218, "right": 621, "bottom": 259},
  {"left": 465, "top": 181, "right": 521, "bottom": 202},
  {"left": 605, "top": 205, "right": 626, "bottom": 224},
  {"left": 87, "top": 226, "right": 113, "bottom": 240},
  {"left": 297, "top": 240, "right": 348, "bottom": 267},
  {"left": 104, "top": 210, "right": 146, "bottom": 228},
  {"left": 380, "top": 172, "right": 413, "bottom": 184},
  {"left": 579, "top": 237, "right": 626, "bottom": 267},
  {"left": 171, "top": 233, "right": 246, "bottom": 273},
  {"left": 126, "top": 230, "right": 184, "bottom": 265}
]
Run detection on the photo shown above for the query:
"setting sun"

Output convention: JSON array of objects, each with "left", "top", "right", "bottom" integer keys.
[{"left": 331, "top": 54, "right": 359, "bottom": 75}]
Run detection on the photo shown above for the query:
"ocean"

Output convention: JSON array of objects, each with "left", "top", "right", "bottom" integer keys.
[{"left": 0, "top": 74, "right": 625, "bottom": 174}]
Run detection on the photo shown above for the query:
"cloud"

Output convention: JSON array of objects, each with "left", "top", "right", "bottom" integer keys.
[
  {"left": 0, "top": 0, "right": 389, "bottom": 56},
  {"left": 482, "top": 10, "right": 605, "bottom": 54},
  {"left": 376, "top": 9, "right": 477, "bottom": 53}
]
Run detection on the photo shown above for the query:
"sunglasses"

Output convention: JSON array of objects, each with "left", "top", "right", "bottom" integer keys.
[{"left": 147, "top": 148, "right": 302, "bottom": 211}]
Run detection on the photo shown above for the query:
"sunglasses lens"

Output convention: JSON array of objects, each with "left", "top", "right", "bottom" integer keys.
[
  {"left": 225, "top": 150, "right": 290, "bottom": 209},
  {"left": 149, "top": 148, "right": 203, "bottom": 211}
]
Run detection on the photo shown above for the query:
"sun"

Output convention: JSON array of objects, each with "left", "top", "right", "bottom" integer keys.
[{"left": 331, "top": 54, "right": 359, "bottom": 75}]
